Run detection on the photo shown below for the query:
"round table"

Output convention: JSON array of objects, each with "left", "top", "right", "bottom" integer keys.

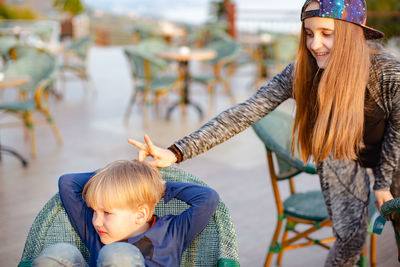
[
  {"left": 156, "top": 48, "right": 216, "bottom": 120},
  {"left": 0, "top": 75, "right": 31, "bottom": 167}
]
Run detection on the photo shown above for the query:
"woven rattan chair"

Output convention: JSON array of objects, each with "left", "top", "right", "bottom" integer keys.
[
  {"left": 381, "top": 197, "right": 400, "bottom": 263},
  {"left": 18, "top": 166, "right": 240, "bottom": 267},
  {"left": 123, "top": 39, "right": 181, "bottom": 125},
  {"left": 59, "top": 35, "right": 95, "bottom": 94},
  {"left": 252, "top": 109, "right": 335, "bottom": 267},
  {"left": 191, "top": 39, "right": 241, "bottom": 109},
  {"left": 252, "top": 109, "right": 377, "bottom": 267},
  {"left": 0, "top": 52, "right": 62, "bottom": 157}
]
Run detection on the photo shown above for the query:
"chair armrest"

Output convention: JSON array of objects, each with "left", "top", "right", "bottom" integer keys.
[
  {"left": 381, "top": 197, "right": 400, "bottom": 220},
  {"left": 217, "top": 258, "right": 240, "bottom": 267}
]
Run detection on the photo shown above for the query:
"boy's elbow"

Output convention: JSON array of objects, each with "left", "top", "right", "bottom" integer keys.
[
  {"left": 58, "top": 174, "right": 74, "bottom": 192},
  {"left": 207, "top": 188, "right": 220, "bottom": 211}
]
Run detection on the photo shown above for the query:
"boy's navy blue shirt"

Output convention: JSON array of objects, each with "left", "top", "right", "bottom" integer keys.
[{"left": 58, "top": 171, "right": 219, "bottom": 267}]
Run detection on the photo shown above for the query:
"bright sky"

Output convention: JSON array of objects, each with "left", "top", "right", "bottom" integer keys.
[{"left": 83, "top": 0, "right": 303, "bottom": 24}]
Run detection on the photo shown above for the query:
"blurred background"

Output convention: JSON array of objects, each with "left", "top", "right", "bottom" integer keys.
[{"left": 0, "top": 0, "right": 399, "bottom": 266}]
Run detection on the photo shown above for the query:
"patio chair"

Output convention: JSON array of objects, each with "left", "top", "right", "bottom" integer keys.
[
  {"left": 252, "top": 109, "right": 335, "bottom": 266},
  {"left": 9, "top": 44, "right": 46, "bottom": 60},
  {"left": 123, "top": 39, "right": 181, "bottom": 124},
  {"left": 189, "top": 22, "right": 232, "bottom": 48},
  {"left": 191, "top": 39, "right": 241, "bottom": 110},
  {"left": 252, "top": 109, "right": 378, "bottom": 267},
  {"left": 381, "top": 197, "right": 400, "bottom": 264},
  {"left": 0, "top": 35, "right": 18, "bottom": 65},
  {"left": 18, "top": 166, "right": 240, "bottom": 267},
  {"left": 8, "top": 45, "right": 63, "bottom": 100},
  {"left": 59, "top": 35, "right": 95, "bottom": 94},
  {"left": 0, "top": 52, "right": 62, "bottom": 157},
  {"left": 262, "top": 34, "right": 299, "bottom": 77}
]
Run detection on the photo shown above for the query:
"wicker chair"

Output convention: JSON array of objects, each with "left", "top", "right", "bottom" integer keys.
[
  {"left": 59, "top": 36, "right": 95, "bottom": 94},
  {"left": 252, "top": 109, "right": 377, "bottom": 267},
  {"left": 252, "top": 109, "right": 335, "bottom": 266},
  {"left": 18, "top": 166, "right": 240, "bottom": 267},
  {"left": 123, "top": 39, "right": 181, "bottom": 125},
  {"left": 0, "top": 52, "right": 62, "bottom": 157},
  {"left": 381, "top": 197, "right": 400, "bottom": 264}
]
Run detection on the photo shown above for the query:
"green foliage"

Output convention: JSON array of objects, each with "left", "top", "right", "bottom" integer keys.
[
  {"left": 209, "top": 0, "right": 231, "bottom": 22},
  {"left": 366, "top": 0, "right": 400, "bottom": 41},
  {"left": 367, "top": 16, "right": 400, "bottom": 42},
  {"left": 366, "top": 0, "right": 400, "bottom": 11},
  {"left": 0, "top": 5, "right": 36, "bottom": 20},
  {"left": 53, "top": 0, "right": 84, "bottom": 16}
]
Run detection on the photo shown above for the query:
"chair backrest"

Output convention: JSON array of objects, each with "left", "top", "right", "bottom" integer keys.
[
  {"left": 67, "top": 35, "right": 93, "bottom": 60},
  {"left": 18, "top": 166, "right": 239, "bottom": 267},
  {"left": 9, "top": 45, "right": 45, "bottom": 60},
  {"left": 131, "top": 23, "right": 158, "bottom": 43},
  {"left": 190, "top": 22, "right": 232, "bottom": 47},
  {"left": 4, "top": 52, "right": 55, "bottom": 94},
  {"left": 271, "top": 34, "right": 299, "bottom": 71},
  {"left": 133, "top": 38, "right": 169, "bottom": 60},
  {"left": 207, "top": 40, "right": 241, "bottom": 65},
  {"left": 0, "top": 35, "right": 18, "bottom": 62},
  {"left": 252, "top": 109, "right": 316, "bottom": 179},
  {"left": 124, "top": 40, "right": 169, "bottom": 82}
]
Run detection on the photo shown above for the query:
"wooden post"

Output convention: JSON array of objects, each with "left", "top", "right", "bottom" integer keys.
[{"left": 224, "top": 2, "right": 236, "bottom": 39}]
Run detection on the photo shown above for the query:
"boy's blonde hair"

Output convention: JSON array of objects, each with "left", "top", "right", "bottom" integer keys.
[{"left": 83, "top": 160, "right": 164, "bottom": 217}]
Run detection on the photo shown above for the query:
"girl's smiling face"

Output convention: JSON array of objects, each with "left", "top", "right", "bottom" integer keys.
[{"left": 304, "top": 2, "right": 335, "bottom": 69}]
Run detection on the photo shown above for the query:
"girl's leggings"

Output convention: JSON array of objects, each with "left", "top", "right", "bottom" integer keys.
[{"left": 318, "top": 156, "right": 370, "bottom": 267}]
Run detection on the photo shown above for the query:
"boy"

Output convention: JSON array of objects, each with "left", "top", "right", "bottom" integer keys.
[{"left": 33, "top": 160, "right": 219, "bottom": 267}]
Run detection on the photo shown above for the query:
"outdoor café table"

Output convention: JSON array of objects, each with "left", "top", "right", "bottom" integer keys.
[
  {"left": 0, "top": 75, "right": 31, "bottom": 167},
  {"left": 155, "top": 47, "right": 216, "bottom": 120}
]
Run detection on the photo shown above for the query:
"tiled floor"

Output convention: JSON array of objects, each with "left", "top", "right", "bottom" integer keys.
[{"left": 0, "top": 46, "right": 398, "bottom": 266}]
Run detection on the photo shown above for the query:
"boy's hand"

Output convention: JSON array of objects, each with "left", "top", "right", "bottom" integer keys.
[{"left": 128, "top": 135, "right": 177, "bottom": 168}]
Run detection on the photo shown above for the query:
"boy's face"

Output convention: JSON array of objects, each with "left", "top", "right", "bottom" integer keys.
[{"left": 92, "top": 201, "right": 145, "bottom": 245}]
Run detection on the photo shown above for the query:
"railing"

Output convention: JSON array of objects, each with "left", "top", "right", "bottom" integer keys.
[
  {"left": 236, "top": 9, "right": 301, "bottom": 34},
  {"left": 0, "top": 19, "right": 60, "bottom": 47}
]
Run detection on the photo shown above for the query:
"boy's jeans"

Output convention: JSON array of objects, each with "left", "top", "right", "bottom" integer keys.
[{"left": 32, "top": 242, "right": 145, "bottom": 267}]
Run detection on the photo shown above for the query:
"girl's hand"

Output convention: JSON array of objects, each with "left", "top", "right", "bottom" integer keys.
[
  {"left": 374, "top": 190, "right": 394, "bottom": 210},
  {"left": 128, "top": 135, "right": 177, "bottom": 168}
]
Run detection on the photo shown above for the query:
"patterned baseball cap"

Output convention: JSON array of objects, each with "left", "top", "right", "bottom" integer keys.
[{"left": 301, "top": 0, "right": 384, "bottom": 39}]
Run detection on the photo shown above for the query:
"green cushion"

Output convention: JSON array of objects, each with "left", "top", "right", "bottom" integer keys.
[
  {"left": 191, "top": 75, "right": 217, "bottom": 83},
  {"left": 283, "top": 191, "right": 328, "bottom": 221},
  {"left": 0, "top": 101, "right": 36, "bottom": 111},
  {"left": 151, "top": 75, "right": 178, "bottom": 90}
]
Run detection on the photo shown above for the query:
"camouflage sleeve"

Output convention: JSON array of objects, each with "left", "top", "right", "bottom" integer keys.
[
  {"left": 372, "top": 54, "right": 400, "bottom": 191},
  {"left": 173, "top": 63, "right": 294, "bottom": 161}
]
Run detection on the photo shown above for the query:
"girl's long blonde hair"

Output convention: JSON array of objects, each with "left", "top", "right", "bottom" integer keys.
[{"left": 292, "top": 19, "right": 371, "bottom": 163}]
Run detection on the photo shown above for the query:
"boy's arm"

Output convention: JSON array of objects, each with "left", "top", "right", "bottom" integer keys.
[
  {"left": 58, "top": 172, "right": 96, "bottom": 244},
  {"left": 163, "top": 181, "right": 220, "bottom": 249}
]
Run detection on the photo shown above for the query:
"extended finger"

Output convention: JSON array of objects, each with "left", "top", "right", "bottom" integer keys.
[
  {"left": 128, "top": 138, "right": 148, "bottom": 151},
  {"left": 144, "top": 135, "right": 156, "bottom": 152}
]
